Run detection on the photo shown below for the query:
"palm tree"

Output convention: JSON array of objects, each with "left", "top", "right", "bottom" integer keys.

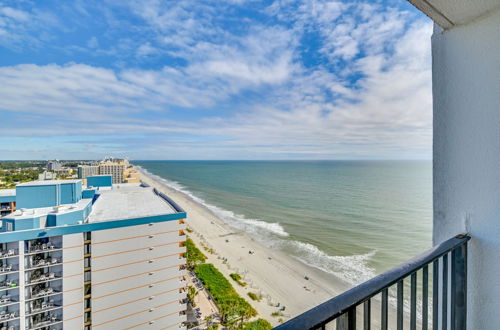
[{"left": 187, "top": 286, "right": 198, "bottom": 307}]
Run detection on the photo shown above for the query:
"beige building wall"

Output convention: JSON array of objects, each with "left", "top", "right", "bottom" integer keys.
[
  {"left": 62, "top": 233, "right": 85, "bottom": 328},
  {"left": 90, "top": 220, "right": 187, "bottom": 329}
]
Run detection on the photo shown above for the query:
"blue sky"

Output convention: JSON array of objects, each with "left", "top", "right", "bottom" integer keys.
[{"left": 0, "top": 0, "right": 432, "bottom": 160}]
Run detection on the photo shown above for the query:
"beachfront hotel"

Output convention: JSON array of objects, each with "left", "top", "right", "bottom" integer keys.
[
  {"left": 78, "top": 158, "right": 136, "bottom": 185},
  {"left": 0, "top": 176, "right": 188, "bottom": 329}
]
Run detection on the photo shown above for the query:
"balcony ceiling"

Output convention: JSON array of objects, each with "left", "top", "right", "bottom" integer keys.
[{"left": 408, "top": 0, "right": 500, "bottom": 29}]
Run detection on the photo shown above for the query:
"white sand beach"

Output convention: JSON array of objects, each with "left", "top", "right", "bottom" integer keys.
[{"left": 138, "top": 168, "right": 353, "bottom": 326}]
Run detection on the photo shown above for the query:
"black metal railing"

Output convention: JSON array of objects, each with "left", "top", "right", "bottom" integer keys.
[{"left": 275, "top": 234, "right": 470, "bottom": 330}]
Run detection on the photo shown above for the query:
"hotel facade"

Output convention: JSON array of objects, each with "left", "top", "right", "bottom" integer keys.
[
  {"left": 0, "top": 177, "right": 187, "bottom": 329},
  {"left": 78, "top": 159, "right": 131, "bottom": 184}
]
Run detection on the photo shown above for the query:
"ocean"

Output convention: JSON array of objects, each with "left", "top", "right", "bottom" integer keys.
[{"left": 134, "top": 160, "right": 432, "bottom": 286}]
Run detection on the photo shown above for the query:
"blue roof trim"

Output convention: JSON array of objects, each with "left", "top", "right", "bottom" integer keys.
[
  {"left": 0, "top": 212, "right": 186, "bottom": 243},
  {"left": 0, "top": 195, "right": 15, "bottom": 203}
]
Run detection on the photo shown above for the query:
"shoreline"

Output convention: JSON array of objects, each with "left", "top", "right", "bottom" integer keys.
[{"left": 136, "top": 166, "right": 352, "bottom": 325}]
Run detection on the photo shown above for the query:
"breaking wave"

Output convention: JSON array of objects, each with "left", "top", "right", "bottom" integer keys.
[
  {"left": 285, "top": 240, "right": 377, "bottom": 285},
  {"left": 138, "top": 166, "right": 376, "bottom": 286},
  {"left": 138, "top": 166, "right": 289, "bottom": 238}
]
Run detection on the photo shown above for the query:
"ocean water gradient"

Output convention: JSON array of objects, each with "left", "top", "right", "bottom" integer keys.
[{"left": 135, "top": 160, "right": 432, "bottom": 286}]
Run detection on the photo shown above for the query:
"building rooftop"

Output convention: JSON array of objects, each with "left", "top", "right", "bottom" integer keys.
[
  {"left": 17, "top": 180, "right": 81, "bottom": 186},
  {"left": 0, "top": 189, "right": 15, "bottom": 197},
  {"left": 88, "top": 183, "right": 176, "bottom": 222}
]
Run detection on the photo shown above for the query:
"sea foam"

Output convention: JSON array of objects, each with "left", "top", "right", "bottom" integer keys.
[
  {"left": 138, "top": 166, "right": 375, "bottom": 286},
  {"left": 138, "top": 166, "right": 289, "bottom": 238},
  {"left": 285, "top": 240, "right": 376, "bottom": 286}
]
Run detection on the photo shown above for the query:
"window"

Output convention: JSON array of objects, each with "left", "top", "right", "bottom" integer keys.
[
  {"left": 84, "top": 244, "right": 91, "bottom": 255},
  {"left": 84, "top": 283, "right": 91, "bottom": 295},
  {"left": 84, "top": 257, "right": 91, "bottom": 268},
  {"left": 84, "top": 270, "right": 91, "bottom": 282},
  {"left": 84, "top": 232, "right": 91, "bottom": 241}
]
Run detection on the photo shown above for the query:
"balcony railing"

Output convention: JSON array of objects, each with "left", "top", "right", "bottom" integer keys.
[
  {"left": 25, "top": 258, "right": 61, "bottom": 271},
  {"left": 0, "top": 250, "right": 16, "bottom": 259},
  {"left": 27, "top": 242, "right": 58, "bottom": 254},
  {"left": 27, "top": 272, "right": 59, "bottom": 285},
  {"left": 0, "top": 265, "right": 15, "bottom": 274},
  {"left": 275, "top": 234, "right": 470, "bottom": 330},
  {"left": 27, "top": 301, "right": 61, "bottom": 316},
  {"left": 28, "top": 314, "right": 62, "bottom": 330}
]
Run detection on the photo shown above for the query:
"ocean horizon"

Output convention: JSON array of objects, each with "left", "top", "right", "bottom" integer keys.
[{"left": 134, "top": 160, "right": 432, "bottom": 286}]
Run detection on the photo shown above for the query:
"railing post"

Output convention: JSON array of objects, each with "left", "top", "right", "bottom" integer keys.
[
  {"left": 336, "top": 308, "right": 356, "bottom": 330},
  {"left": 451, "top": 243, "right": 467, "bottom": 330}
]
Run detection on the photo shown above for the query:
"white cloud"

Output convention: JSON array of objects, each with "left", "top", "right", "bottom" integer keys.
[
  {"left": 0, "top": 5, "right": 59, "bottom": 50},
  {"left": 87, "top": 36, "right": 99, "bottom": 49},
  {"left": 136, "top": 42, "right": 157, "bottom": 57},
  {"left": 0, "top": 7, "right": 29, "bottom": 22},
  {"left": 0, "top": 0, "right": 433, "bottom": 159}
]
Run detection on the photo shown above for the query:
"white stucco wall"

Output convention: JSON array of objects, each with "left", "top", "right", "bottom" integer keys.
[{"left": 432, "top": 8, "right": 500, "bottom": 328}]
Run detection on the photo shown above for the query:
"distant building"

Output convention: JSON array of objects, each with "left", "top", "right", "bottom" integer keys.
[
  {"left": 79, "top": 159, "right": 131, "bottom": 185},
  {"left": 124, "top": 167, "right": 141, "bottom": 183},
  {"left": 98, "top": 160, "right": 126, "bottom": 184},
  {"left": 0, "top": 178, "right": 187, "bottom": 329},
  {"left": 46, "top": 161, "right": 62, "bottom": 171},
  {"left": 54, "top": 168, "right": 73, "bottom": 177},
  {"left": 38, "top": 171, "right": 57, "bottom": 180},
  {"left": 77, "top": 165, "right": 99, "bottom": 179}
]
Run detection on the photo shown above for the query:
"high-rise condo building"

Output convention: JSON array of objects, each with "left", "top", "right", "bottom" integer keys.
[
  {"left": 0, "top": 177, "right": 187, "bottom": 329},
  {"left": 46, "top": 162, "right": 62, "bottom": 172},
  {"left": 78, "top": 159, "right": 128, "bottom": 184},
  {"left": 98, "top": 159, "right": 129, "bottom": 184},
  {"left": 77, "top": 166, "right": 99, "bottom": 180}
]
